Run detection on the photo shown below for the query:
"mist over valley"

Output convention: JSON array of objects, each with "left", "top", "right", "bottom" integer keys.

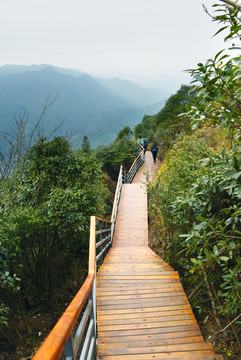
[{"left": 0, "top": 65, "right": 167, "bottom": 148}]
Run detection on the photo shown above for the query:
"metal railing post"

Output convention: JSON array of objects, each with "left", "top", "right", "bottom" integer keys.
[
  {"left": 64, "top": 334, "right": 74, "bottom": 360},
  {"left": 98, "top": 222, "right": 104, "bottom": 265},
  {"left": 89, "top": 284, "right": 97, "bottom": 360}
]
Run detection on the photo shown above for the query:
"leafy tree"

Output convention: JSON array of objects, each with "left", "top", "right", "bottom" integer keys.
[
  {"left": 0, "top": 136, "right": 108, "bottom": 348},
  {"left": 134, "top": 115, "right": 155, "bottom": 139},
  {"left": 172, "top": 149, "right": 241, "bottom": 317},
  {"left": 185, "top": 3, "right": 241, "bottom": 136},
  {"left": 134, "top": 85, "right": 197, "bottom": 157},
  {"left": 154, "top": 85, "right": 197, "bottom": 152},
  {"left": 95, "top": 127, "right": 139, "bottom": 180},
  {"left": 116, "top": 126, "right": 133, "bottom": 140},
  {"left": 81, "top": 135, "right": 91, "bottom": 153},
  {"left": 148, "top": 132, "right": 212, "bottom": 265}
]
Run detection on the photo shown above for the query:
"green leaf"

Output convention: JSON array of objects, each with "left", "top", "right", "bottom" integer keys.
[
  {"left": 212, "top": 154, "right": 221, "bottom": 160},
  {"left": 233, "top": 118, "right": 241, "bottom": 126},
  {"left": 225, "top": 218, "right": 232, "bottom": 226},
  {"left": 214, "top": 26, "right": 228, "bottom": 37},
  {"left": 194, "top": 74, "right": 204, "bottom": 83},
  {"left": 223, "top": 170, "right": 236, "bottom": 178},
  {"left": 191, "top": 258, "right": 199, "bottom": 264},
  {"left": 233, "top": 171, "right": 241, "bottom": 179},
  {"left": 204, "top": 248, "right": 210, "bottom": 257},
  {"left": 219, "top": 256, "right": 229, "bottom": 261},
  {"left": 213, "top": 245, "right": 219, "bottom": 255},
  {"left": 190, "top": 266, "right": 199, "bottom": 273},
  {"left": 197, "top": 216, "right": 206, "bottom": 222},
  {"left": 214, "top": 49, "right": 225, "bottom": 62}
]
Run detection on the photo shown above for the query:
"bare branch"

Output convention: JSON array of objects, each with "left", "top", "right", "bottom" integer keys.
[
  {"left": 0, "top": 93, "right": 60, "bottom": 180},
  {"left": 27, "top": 93, "right": 59, "bottom": 149},
  {"left": 48, "top": 120, "right": 64, "bottom": 139}
]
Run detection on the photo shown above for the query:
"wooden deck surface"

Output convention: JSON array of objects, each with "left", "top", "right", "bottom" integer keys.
[{"left": 96, "top": 152, "right": 222, "bottom": 360}]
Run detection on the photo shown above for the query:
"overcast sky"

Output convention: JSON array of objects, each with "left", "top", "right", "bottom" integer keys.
[{"left": 0, "top": 0, "right": 230, "bottom": 92}]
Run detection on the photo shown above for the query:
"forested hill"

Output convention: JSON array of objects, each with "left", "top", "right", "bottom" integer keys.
[{"left": 0, "top": 65, "right": 166, "bottom": 148}]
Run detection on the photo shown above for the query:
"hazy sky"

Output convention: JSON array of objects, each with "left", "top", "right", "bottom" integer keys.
[{"left": 0, "top": 0, "right": 230, "bottom": 91}]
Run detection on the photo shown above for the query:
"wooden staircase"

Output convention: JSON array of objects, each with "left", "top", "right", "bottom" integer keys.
[{"left": 96, "top": 152, "right": 223, "bottom": 360}]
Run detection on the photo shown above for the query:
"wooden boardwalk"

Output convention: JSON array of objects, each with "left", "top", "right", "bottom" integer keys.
[{"left": 96, "top": 152, "right": 222, "bottom": 360}]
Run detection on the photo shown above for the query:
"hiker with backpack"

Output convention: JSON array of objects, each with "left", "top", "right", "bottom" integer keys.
[
  {"left": 151, "top": 143, "right": 158, "bottom": 163},
  {"left": 141, "top": 137, "right": 148, "bottom": 153}
]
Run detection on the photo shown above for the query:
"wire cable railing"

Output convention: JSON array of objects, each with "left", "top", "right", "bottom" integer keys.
[{"left": 32, "top": 145, "right": 144, "bottom": 360}]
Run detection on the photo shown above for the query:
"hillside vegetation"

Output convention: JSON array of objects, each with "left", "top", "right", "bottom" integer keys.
[
  {"left": 0, "top": 125, "right": 139, "bottom": 356},
  {"left": 134, "top": 3, "right": 241, "bottom": 358}
]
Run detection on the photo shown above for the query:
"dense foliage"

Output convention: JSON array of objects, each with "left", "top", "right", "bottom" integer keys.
[
  {"left": 148, "top": 2, "right": 241, "bottom": 356},
  {"left": 95, "top": 126, "right": 140, "bottom": 180},
  {"left": 134, "top": 85, "right": 197, "bottom": 155},
  {"left": 0, "top": 137, "right": 108, "bottom": 349}
]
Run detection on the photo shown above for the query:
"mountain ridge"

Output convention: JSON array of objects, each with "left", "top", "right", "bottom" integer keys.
[{"left": 0, "top": 65, "right": 167, "bottom": 148}]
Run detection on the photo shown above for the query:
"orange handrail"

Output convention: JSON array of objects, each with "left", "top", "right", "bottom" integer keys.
[
  {"left": 32, "top": 274, "right": 94, "bottom": 360},
  {"left": 128, "top": 153, "right": 142, "bottom": 174}
]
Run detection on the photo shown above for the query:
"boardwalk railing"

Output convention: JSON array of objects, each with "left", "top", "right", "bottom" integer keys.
[
  {"left": 32, "top": 145, "right": 144, "bottom": 360},
  {"left": 122, "top": 147, "right": 145, "bottom": 183}
]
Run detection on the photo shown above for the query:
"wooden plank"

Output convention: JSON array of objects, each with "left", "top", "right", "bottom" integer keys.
[
  {"left": 98, "top": 330, "right": 202, "bottom": 343},
  {"left": 97, "top": 296, "right": 189, "bottom": 308},
  {"left": 98, "top": 309, "right": 193, "bottom": 321},
  {"left": 97, "top": 280, "right": 180, "bottom": 285},
  {"left": 98, "top": 313, "right": 195, "bottom": 326},
  {"left": 100, "top": 262, "right": 170, "bottom": 265},
  {"left": 98, "top": 342, "right": 213, "bottom": 356},
  {"left": 97, "top": 351, "right": 217, "bottom": 360},
  {"left": 98, "top": 271, "right": 173, "bottom": 275},
  {"left": 97, "top": 285, "right": 183, "bottom": 296},
  {"left": 98, "top": 324, "right": 201, "bottom": 338},
  {"left": 98, "top": 319, "right": 198, "bottom": 332},
  {"left": 102, "top": 261, "right": 170, "bottom": 265},
  {"left": 97, "top": 304, "right": 192, "bottom": 315},
  {"left": 97, "top": 274, "right": 179, "bottom": 279},
  {"left": 97, "top": 291, "right": 188, "bottom": 302},
  {"left": 97, "top": 301, "right": 190, "bottom": 311}
]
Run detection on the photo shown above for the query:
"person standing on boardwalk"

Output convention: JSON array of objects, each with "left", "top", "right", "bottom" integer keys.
[
  {"left": 142, "top": 137, "right": 148, "bottom": 153},
  {"left": 151, "top": 143, "right": 158, "bottom": 163}
]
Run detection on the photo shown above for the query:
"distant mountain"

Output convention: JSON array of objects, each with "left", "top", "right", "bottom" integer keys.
[
  {"left": 0, "top": 64, "right": 84, "bottom": 78},
  {"left": 95, "top": 77, "right": 168, "bottom": 107},
  {"left": 0, "top": 65, "right": 166, "bottom": 148}
]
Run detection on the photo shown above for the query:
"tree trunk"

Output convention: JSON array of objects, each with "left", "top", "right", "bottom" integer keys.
[{"left": 202, "top": 266, "right": 222, "bottom": 328}]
